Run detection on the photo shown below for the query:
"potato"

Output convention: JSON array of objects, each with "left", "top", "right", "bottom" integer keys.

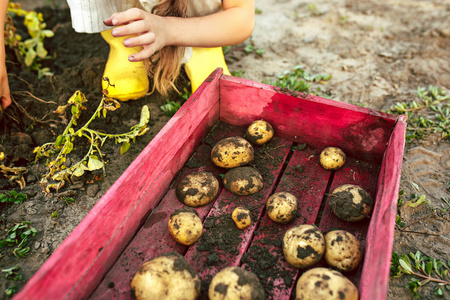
[
  {"left": 324, "top": 230, "right": 362, "bottom": 272},
  {"left": 266, "top": 192, "right": 298, "bottom": 223},
  {"left": 283, "top": 224, "right": 325, "bottom": 269},
  {"left": 176, "top": 171, "right": 219, "bottom": 207},
  {"left": 209, "top": 266, "right": 265, "bottom": 300},
  {"left": 223, "top": 167, "right": 263, "bottom": 196},
  {"left": 246, "top": 119, "right": 275, "bottom": 145},
  {"left": 232, "top": 207, "right": 252, "bottom": 229},
  {"left": 329, "top": 184, "right": 373, "bottom": 222},
  {"left": 295, "top": 267, "right": 358, "bottom": 300},
  {"left": 168, "top": 207, "right": 203, "bottom": 246},
  {"left": 131, "top": 252, "right": 201, "bottom": 300},
  {"left": 211, "top": 136, "right": 254, "bottom": 168},
  {"left": 319, "top": 147, "right": 346, "bottom": 170}
]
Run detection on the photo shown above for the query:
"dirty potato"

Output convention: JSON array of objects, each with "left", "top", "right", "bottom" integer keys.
[
  {"left": 295, "top": 267, "right": 358, "bottom": 300},
  {"left": 246, "top": 119, "right": 275, "bottom": 145},
  {"left": 329, "top": 184, "right": 373, "bottom": 222},
  {"left": 209, "top": 267, "right": 265, "bottom": 300},
  {"left": 319, "top": 147, "right": 346, "bottom": 170},
  {"left": 232, "top": 207, "right": 252, "bottom": 229},
  {"left": 168, "top": 207, "right": 203, "bottom": 246},
  {"left": 223, "top": 166, "right": 263, "bottom": 196},
  {"left": 266, "top": 192, "right": 298, "bottom": 223},
  {"left": 211, "top": 136, "right": 254, "bottom": 169},
  {"left": 176, "top": 171, "right": 219, "bottom": 207},
  {"left": 131, "top": 252, "right": 201, "bottom": 300},
  {"left": 324, "top": 230, "right": 362, "bottom": 272},
  {"left": 283, "top": 224, "right": 325, "bottom": 269}
]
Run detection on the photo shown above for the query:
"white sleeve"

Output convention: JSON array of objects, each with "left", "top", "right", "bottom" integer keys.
[{"left": 67, "top": 0, "right": 140, "bottom": 33}]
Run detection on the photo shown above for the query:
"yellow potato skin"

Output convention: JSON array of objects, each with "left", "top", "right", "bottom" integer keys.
[
  {"left": 295, "top": 267, "right": 358, "bottom": 300},
  {"left": 266, "top": 192, "right": 298, "bottom": 223},
  {"left": 232, "top": 207, "right": 252, "bottom": 229},
  {"left": 320, "top": 147, "right": 346, "bottom": 170},
  {"left": 176, "top": 171, "right": 219, "bottom": 207},
  {"left": 324, "top": 230, "right": 362, "bottom": 272},
  {"left": 211, "top": 136, "right": 254, "bottom": 168},
  {"left": 168, "top": 208, "right": 203, "bottom": 246},
  {"left": 246, "top": 120, "right": 275, "bottom": 145},
  {"left": 283, "top": 224, "right": 325, "bottom": 269},
  {"left": 223, "top": 167, "right": 263, "bottom": 196},
  {"left": 329, "top": 184, "right": 373, "bottom": 221},
  {"left": 131, "top": 252, "right": 201, "bottom": 300},
  {"left": 209, "top": 267, "right": 265, "bottom": 300}
]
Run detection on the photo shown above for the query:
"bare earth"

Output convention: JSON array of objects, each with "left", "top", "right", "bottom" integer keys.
[{"left": 3, "top": 0, "right": 450, "bottom": 299}]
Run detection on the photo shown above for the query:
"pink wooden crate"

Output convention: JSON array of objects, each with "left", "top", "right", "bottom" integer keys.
[{"left": 15, "top": 69, "right": 406, "bottom": 300}]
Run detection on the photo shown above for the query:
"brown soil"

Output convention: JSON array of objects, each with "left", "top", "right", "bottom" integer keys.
[{"left": 0, "top": 0, "right": 449, "bottom": 299}]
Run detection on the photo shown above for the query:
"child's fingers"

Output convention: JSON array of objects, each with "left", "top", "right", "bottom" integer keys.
[
  {"left": 104, "top": 7, "right": 145, "bottom": 26},
  {"left": 123, "top": 32, "right": 156, "bottom": 48},
  {"left": 129, "top": 45, "right": 159, "bottom": 62},
  {"left": 112, "top": 20, "right": 149, "bottom": 37}
]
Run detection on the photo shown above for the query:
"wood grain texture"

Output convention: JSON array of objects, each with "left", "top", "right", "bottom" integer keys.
[
  {"left": 14, "top": 69, "right": 224, "bottom": 300},
  {"left": 184, "top": 136, "right": 293, "bottom": 287},
  {"left": 241, "top": 146, "right": 331, "bottom": 299},
  {"left": 219, "top": 75, "right": 396, "bottom": 164}
]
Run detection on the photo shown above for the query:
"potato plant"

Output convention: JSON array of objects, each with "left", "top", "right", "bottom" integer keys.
[
  {"left": 6, "top": 2, "right": 54, "bottom": 78},
  {"left": 34, "top": 85, "right": 150, "bottom": 193}
]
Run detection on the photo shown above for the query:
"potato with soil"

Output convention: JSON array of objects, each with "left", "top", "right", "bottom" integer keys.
[
  {"left": 231, "top": 207, "right": 252, "bottom": 229},
  {"left": 295, "top": 267, "right": 358, "bottom": 300},
  {"left": 211, "top": 136, "right": 254, "bottom": 168},
  {"left": 329, "top": 184, "right": 373, "bottom": 222},
  {"left": 283, "top": 224, "right": 325, "bottom": 269},
  {"left": 266, "top": 192, "right": 298, "bottom": 223},
  {"left": 246, "top": 119, "right": 275, "bottom": 145},
  {"left": 319, "top": 147, "right": 346, "bottom": 170},
  {"left": 209, "top": 266, "right": 265, "bottom": 300},
  {"left": 324, "top": 230, "right": 362, "bottom": 272},
  {"left": 168, "top": 207, "right": 203, "bottom": 246},
  {"left": 223, "top": 166, "right": 263, "bottom": 196},
  {"left": 131, "top": 252, "right": 201, "bottom": 300},
  {"left": 176, "top": 171, "right": 219, "bottom": 207}
]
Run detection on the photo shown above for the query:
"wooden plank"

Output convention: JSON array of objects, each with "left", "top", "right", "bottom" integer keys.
[
  {"left": 15, "top": 69, "right": 224, "bottom": 300},
  {"left": 218, "top": 75, "right": 396, "bottom": 164},
  {"left": 241, "top": 147, "right": 331, "bottom": 299},
  {"left": 359, "top": 116, "right": 407, "bottom": 300},
  {"left": 183, "top": 136, "right": 293, "bottom": 296},
  {"left": 90, "top": 122, "right": 246, "bottom": 300},
  {"left": 303, "top": 156, "right": 381, "bottom": 296}
]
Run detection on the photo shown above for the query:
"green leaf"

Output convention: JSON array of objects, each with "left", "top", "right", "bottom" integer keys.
[
  {"left": 36, "top": 41, "right": 47, "bottom": 58},
  {"left": 71, "top": 105, "right": 79, "bottom": 116},
  {"left": 55, "top": 135, "right": 64, "bottom": 147},
  {"left": 400, "top": 258, "right": 412, "bottom": 273},
  {"left": 426, "top": 262, "right": 432, "bottom": 275},
  {"left": 41, "top": 29, "right": 54, "bottom": 38},
  {"left": 87, "top": 156, "right": 104, "bottom": 171},
  {"left": 120, "top": 142, "right": 130, "bottom": 155},
  {"left": 24, "top": 48, "right": 36, "bottom": 67},
  {"left": 139, "top": 105, "right": 150, "bottom": 127}
]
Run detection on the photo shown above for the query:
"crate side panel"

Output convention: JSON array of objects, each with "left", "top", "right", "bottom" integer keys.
[
  {"left": 184, "top": 136, "right": 293, "bottom": 294},
  {"left": 90, "top": 122, "right": 246, "bottom": 300},
  {"left": 241, "top": 147, "right": 331, "bottom": 299},
  {"left": 219, "top": 76, "right": 396, "bottom": 164},
  {"left": 360, "top": 116, "right": 406, "bottom": 300},
  {"left": 15, "top": 69, "right": 223, "bottom": 300}
]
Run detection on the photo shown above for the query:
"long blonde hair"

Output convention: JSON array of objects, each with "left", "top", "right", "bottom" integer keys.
[{"left": 146, "top": 0, "right": 188, "bottom": 97}]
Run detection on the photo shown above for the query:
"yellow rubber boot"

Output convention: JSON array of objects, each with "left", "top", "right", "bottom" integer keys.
[
  {"left": 184, "top": 47, "right": 231, "bottom": 93},
  {"left": 100, "top": 29, "right": 149, "bottom": 100}
]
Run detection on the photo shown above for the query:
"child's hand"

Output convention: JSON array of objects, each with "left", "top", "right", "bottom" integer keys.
[{"left": 104, "top": 8, "right": 169, "bottom": 62}]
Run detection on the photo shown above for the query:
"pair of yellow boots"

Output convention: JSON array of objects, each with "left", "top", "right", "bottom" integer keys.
[{"left": 101, "top": 29, "right": 230, "bottom": 100}]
